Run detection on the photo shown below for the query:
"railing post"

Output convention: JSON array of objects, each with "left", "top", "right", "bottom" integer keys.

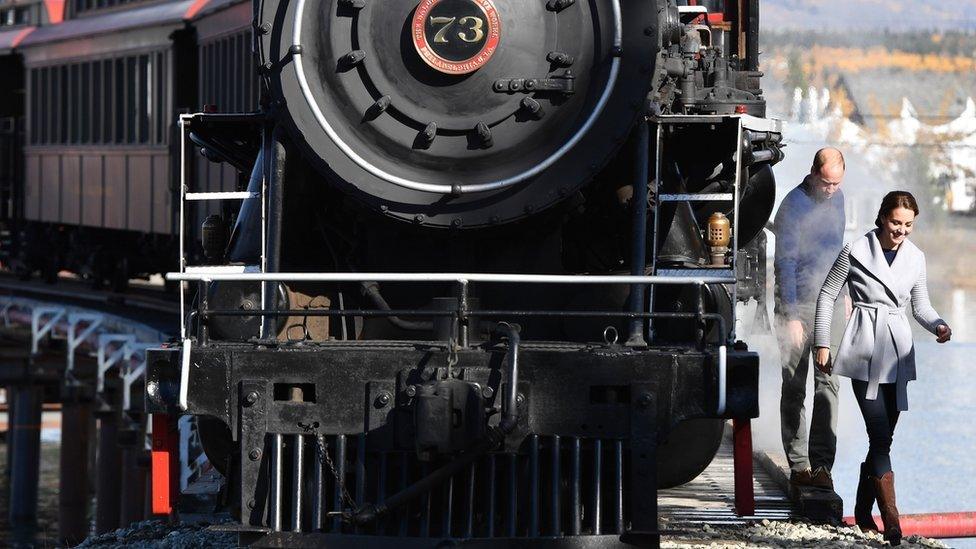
[
  {"left": 457, "top": 279, "right": 469, "bottom": 348},
  {"left": 121, "top": 345, "right": 151, "bottom": 411},
  {"left": 67, "top": 313, "right": 103, "bottom": 374},
  {"left": 31, "top": 307, "right": 65, "bottom": 355},
  {"left": 97, "top": 334, "right": 136, "bottom": 393},
  {"left": 626, "top": 119, "right": 650, "bottom": 347},
  {"left": 198, "top": 279, "right": 209, "bottom": 345},
  {"left": 696, "top": 282, "right": 706, "bottom": 349},
  {"left": 179, "top": 115, "right": 189, "bottom": 341}
]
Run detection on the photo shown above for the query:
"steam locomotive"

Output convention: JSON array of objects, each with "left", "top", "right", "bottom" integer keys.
[{"left": 144, "top": 0, "right": 784, "bottom": 546}]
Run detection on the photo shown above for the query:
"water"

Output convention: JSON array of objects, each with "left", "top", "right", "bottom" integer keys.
[{"left": 749, "top": 286, "right": 976, "bottom": 548}]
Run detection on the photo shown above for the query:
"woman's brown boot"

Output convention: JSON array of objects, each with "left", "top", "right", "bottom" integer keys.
[
  {"left": 873, "top": 471, "right": 902, "bottom": 546},
  {"left": 855, "top": 463, "right": 879, "bottom": 533}
]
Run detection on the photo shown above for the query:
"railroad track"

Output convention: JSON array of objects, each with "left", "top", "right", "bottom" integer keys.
[
  {"left": 0, "top": 273, "right": 179, "bottom": 334},
  {"left": 659, "top": 429, "right": 796, "bottom": 528}
]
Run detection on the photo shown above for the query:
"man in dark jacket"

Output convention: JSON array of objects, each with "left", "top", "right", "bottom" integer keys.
[{"left": 774, "top": 148, "right": 847, "bottom": 489}]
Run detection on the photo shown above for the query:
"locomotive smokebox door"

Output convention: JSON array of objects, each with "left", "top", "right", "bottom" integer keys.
[{"left": 262, "top": 0, "right": 660, "bottom": 227}]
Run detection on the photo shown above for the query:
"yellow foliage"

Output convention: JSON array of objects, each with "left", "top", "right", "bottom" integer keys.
[
  {"left": 830, "top": 86, "right": 856, "bottom": 119},
  {"left": 805, "top": 46, "right": 976, "bottom": 73}
]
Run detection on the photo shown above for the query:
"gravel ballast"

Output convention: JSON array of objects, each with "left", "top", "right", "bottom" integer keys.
[
  {"left": 76, "top": 520, "right": 236, "bottom": 549},
  {"left": 77, "top": 517, "right": 950, "bottom": 548},
  {"left": 662, "top": 518, "right": 949, "bottom": 548}
]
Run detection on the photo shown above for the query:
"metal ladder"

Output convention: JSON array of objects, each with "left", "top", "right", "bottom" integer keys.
[
  {"left": 176, "top": 113, "right": 267, "bottom": 341},
  {"left": 648, "top": 115, "right": 744, "bottom": 345}
]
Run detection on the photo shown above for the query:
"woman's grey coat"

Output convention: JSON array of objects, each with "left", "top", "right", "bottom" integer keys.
[{"left": 814, "top": 230, "right": 945, "bottom": 411}]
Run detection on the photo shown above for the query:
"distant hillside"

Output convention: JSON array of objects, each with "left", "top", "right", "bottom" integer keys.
[
  {"left": 760, "top": 30, "right": 976, "bottom": 121},
  {"left": 763, "top": 30, "right": 976, "bottom": 56},
  {"left": 762, "top": 0, "right": 976, "bottom": 31}
]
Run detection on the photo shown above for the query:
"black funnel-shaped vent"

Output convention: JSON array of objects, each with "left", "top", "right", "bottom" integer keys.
[
  {"left": 658, "top": 201, "right": 708, "bottom": 267},
  {"left": 227, "top": 148, "right": 264, "bottom": 264}
]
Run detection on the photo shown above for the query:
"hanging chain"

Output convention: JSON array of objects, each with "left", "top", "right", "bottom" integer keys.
[
  {"left": 447, "top": 337, "right": 459, "bottom": 372},
  {"left": 315, "top": 435, "right": 357, "bottom": 514}
]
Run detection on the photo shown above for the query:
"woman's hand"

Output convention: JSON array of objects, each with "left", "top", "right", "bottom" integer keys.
[
  {"left": 936, "top": 324, "right": 952, "bottom": 343},
  {"left": 814, "top": 347, "right": 832, "bottom": 374}
]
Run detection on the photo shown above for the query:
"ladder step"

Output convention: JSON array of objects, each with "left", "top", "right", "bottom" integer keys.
[
  {"left": 658, "top": 193, "right": 734, "bottom": 202},
  {"left": 185, "top": 191, "right": 259, "bottom": 201},
  {"left": 183, "top": 265, "right": 262, "bottom": 275},
  {"left": 656, "top": 268, "right": 735, "bottom": 280}
]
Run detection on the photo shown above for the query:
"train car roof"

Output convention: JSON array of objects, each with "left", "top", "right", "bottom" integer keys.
[
  {"left": 193, "top": 0, "right": 250, "bottom": 41},
  {"left": 20, "top": 0, "right": 194, "bottom": 48},
  {"left": 188, "top": 0, "right": 247, "bottom": 21},
  {"left": 0, "top": 26, "right": 34, "bottom": 55},
  {"left": 21, "top": 0, "right": 196, "bottom": 48},
  {"left": 19, "top": 0, "right": 242, "bottom": 49}
]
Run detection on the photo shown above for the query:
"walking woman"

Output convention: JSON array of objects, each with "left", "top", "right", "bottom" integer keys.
[{"left": 813, "top": 191, "right": 952, "bottom": 546}]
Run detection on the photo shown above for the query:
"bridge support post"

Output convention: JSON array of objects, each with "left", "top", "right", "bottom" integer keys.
[
  {"left": 120, "top": 437, "right": 148, "bottom": 526},
  {"left": 95, "top": 410, "right": 122, "bottom": 534},
  {"left": 9, "top": 383, "right": 42, "bottom": 542},
  {"left": 59, "top": 396, "right": 92, "bottom": 545},
  {"left": 5, "top": 386, "right": 15, "bottom": 480}
]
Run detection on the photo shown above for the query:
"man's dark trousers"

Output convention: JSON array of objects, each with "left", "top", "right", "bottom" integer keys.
[{"left": 778, "top": 303, "right": 841, "bottom": 473}]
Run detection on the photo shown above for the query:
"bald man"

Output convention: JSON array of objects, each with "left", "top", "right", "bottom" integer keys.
[{"left": 774, "top": 148, "right": 847, "bottom": 490}]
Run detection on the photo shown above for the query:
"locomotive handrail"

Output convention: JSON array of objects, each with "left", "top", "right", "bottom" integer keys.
[
  {"left": 191, "top": 308, "right": 729, "bottom": 349},
  {"left": 174, "top": 271, "right": 736, "bottom": 349},
  {"left": 289, "top": 0, "right": 623, "bottom": 195},
  {"left": 166, "top": 272, "right": 736, "bottom": 284}
]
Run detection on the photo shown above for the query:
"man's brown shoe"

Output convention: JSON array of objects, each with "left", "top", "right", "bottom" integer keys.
[
  {"left": 790, "top": 468, "right": 815, "bottom": 487},
  {"left": 811, "top": 466, "right": 834, "bottom": 490}
]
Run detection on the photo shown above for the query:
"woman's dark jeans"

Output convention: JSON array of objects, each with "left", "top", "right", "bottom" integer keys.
[{"left": 852, "top": 380, "right": 900, "bottom": 477}]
